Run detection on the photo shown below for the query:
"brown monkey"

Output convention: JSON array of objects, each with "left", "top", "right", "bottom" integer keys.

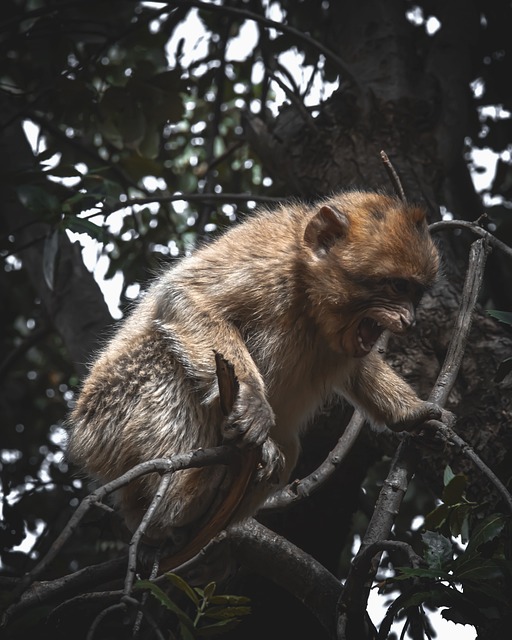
[{"left": 67, "top": 191, "right": 441, "bottom": 560}]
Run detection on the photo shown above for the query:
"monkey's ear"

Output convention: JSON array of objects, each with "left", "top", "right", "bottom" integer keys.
[{"left": 304, "top": 205, "right": 348, "bottom": 255}]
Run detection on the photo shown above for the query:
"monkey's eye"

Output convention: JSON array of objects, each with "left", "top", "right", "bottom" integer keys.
[{"left": 388, "top": 278, "right": 409, "bottom": 295}]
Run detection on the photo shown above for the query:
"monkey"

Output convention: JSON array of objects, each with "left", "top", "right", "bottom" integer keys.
[{"left": 67, "top": 190, "right": 443, "bottom": 566}]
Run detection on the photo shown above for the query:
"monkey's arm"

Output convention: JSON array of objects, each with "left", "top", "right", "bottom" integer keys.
[
  {"left": 159, "top": 289, "right": 276, "bottom": 449},
  {"left": 342, "top": 351, "right": 442, "bottom": 432}
]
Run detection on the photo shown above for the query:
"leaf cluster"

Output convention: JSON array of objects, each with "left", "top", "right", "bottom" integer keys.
[
  {"left": 135, "top": 573, "right": 251, "bottom": 639},
  {"left": 383, "top": 467, "right": 512, "bottom": 636}
]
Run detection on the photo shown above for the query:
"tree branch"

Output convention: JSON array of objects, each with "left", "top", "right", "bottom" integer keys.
[
  {"left": 228, "top": 519, "right": 342, "bottom": 637},
  {"left": 429, "top": 218, "right": 512, "bottom": 260},
  {"left": 337, "top": 237, "right": 493, "bottom": 638},
  {"left": 4, "top": 445, "right": 241, "bottom": 621},
  {"left": 84, "top": 192, "right": 286, "bottom": 221},
  {"left": 173, "top": 0, "right": 359, "bottom": 88},
  {"left": 429, "top": 238, "right": 491, "bottom": 406},
  {"left": 263, "top": 411, "right": 365, "bottom": 511},
  {"left": 124, "top": 474, "right": 172, "bottom": 595}
]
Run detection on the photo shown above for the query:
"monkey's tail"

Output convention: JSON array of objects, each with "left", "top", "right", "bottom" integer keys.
[{"left": 158, "top": 447, "right": 260, "bottom": 573}]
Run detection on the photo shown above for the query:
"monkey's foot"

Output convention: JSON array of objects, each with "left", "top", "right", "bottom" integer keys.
[{"left": 223, "top": 382, "right": 276, "bottom": 447}]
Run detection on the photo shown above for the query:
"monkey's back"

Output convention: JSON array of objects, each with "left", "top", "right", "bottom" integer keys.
[
  {"left": 67, "top": 203, "right": 317, "bottom": 535},
  {"left": 67, "top": 299, "right": 229, "bottom": 533}
]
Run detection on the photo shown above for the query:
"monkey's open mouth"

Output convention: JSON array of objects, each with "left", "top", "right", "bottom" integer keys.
[{"left": 356, "top": 317, "right": 384, "bottom": 354}]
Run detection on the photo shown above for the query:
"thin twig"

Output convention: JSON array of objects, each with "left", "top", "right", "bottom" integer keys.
[
  {"left": 352, "top": 540, "right": 424, "bottom": 572},
  {"left": 266, "top": 68, "right": 319, "bottom": 132},
  {"left": 7, "top": 446, "right": 239, "bottom": 607},
  {"left": 86, "top": 602, "right": 127, "bottom": 640},
  {"left": 434, "top": 421, "right": 512, "bottom": 513},
  {"left": 429, "top": 218, "right": 512, "bottom": 260},
  {"left": 337, "top": 438, "right": 415, "bottom": 639},
  {"left": 124, "top": 596, "right": 168, "bottom": 640},
  {"left": 429, "top": 238, "right": 491, "bottom": 406},
  {"left": 85, "top": 192, "right": 285, "bottom": 221},
  {"left": 339, "top": 536, "right": 426, "bottom": 637},
  {"left": 132, "top": 548, "right": 163, "bottom": 637},
  {"left": 124, "top": 474, "right": 172, "bottom": 595},
  {"left": 263, "top": 411, "right": 365, "bottom": 510},
  {"left": 2, "top": 193, "right": 285, "bottom": 252},
  {"left": 380, "top": 151, "right": 406, "bottom": 202},
  {"left": 5, "top": 559, "right": 126, "bottom": 625},
  {"left": 173, "top": 0, "right": 359, "bottom": 88},
  {"left": 195, "top": 140, "right": 244, "bottom": 178}
]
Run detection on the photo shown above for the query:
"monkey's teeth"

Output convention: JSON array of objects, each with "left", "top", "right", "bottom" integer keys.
[
  {"left": 357, "top": 333, "right": 372, "bottom": 351},
  {"left": 357, "top": 318, "right": 385, "bottom": 352}
]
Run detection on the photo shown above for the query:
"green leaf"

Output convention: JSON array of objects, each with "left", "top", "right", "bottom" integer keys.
[
  {"left": 443, "top": 465, "right": 456, "bottom": 486},
  {"left": 66, "top": 216, "right": 108, "bottom": 241},
  {"left": 422, "top": 531, "right": 453, "bottom": 569},
  {"left": 465, "top": 514, "right": 507, "bottom": 556},
  {"left": 118, "top": 153, "right": 164, "bottom": 179},
  {"left": 180, "top": 623, "right": 197, "bottom": 640},
  {"left": 151, "top": 69, "right": 185, "bottom": 92},
  {"left": 202, "top": 606, "right": 251, "bottom": 620},
  {"left": 62, "top": 191, "right": 99, "bottom": 215},
  {"left": 488, "top": 310, "right": 512, "bottom": 326},
  {"left": 134, "top": 579, "right": 195, "bottom": 639},
  {"left": 424, "top": 502, "right": 450, "bottom": 530},
  {"left": 164, "top": 572, "right": 200, "bottom": 606},
  {"left": 452, "top": 555, "right": 505, "bottom": 589},
  {"left": 441, "top": 607, "right": 475, "bottom": 626},
  {"left": 395, "top": 566, "right": 452, "bottom": 581},
  {"left": 442, "top": 474, "right": 467, "bottom": 506},
  {"left": 45, "top": 164, "right": 84, "bottom": 179},
  {"left": 448, "top": 504, "right": 472, "bottom": 542},
  {"left": 208, "top": 594, "right": 251, "bottom": 606},
  {"left": 203, "top": 581, "right": 216, "bottom": 601},
  {"left": 15, "top": 184, "right": 60, "bottom": 215},
  {"left": 397, "top": 589, "right": 444, "bottom": 609},
  {"left": 409, "top": 585, "right": 482, "bottom": 619}
]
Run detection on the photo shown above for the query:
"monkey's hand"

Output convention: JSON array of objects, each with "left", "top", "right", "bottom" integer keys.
[
  {"left": 256, "top": 438, "right": 285, "bottom": 485},
  {"left": 222, "top": 382, "right": 275, "bottom": 448},
  {"left": 387, "top": 401, "right": 444, "bottom": 432}
]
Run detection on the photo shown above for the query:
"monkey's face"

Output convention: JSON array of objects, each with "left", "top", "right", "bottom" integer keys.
[
  {"left": 302, "top": 194, "right": 439, "bottom": 358},
  {"left": 339, "top": 278, "right": 423, "bottom": 358}
]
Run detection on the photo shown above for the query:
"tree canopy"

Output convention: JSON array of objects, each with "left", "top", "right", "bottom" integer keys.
[{"left": 1, "top": 1, "right": 512, "bottom": 639}]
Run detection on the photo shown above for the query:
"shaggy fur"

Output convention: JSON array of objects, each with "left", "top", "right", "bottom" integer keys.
[{"left": 67, "top": 191, "right": 440, "bottom": 543}]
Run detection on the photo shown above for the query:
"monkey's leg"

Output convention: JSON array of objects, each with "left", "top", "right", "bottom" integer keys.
[{"left": 161, "top": 305, "right": 277, "bottom": 449}]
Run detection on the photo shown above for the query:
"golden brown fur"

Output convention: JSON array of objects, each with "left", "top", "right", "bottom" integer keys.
[{"left": 67, "top": 191, "right": 440, "bottom": 546}]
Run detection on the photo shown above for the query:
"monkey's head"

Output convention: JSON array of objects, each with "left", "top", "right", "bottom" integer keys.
[{"left": 302, "top": 192, "right": 439, "bottom": 358}]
